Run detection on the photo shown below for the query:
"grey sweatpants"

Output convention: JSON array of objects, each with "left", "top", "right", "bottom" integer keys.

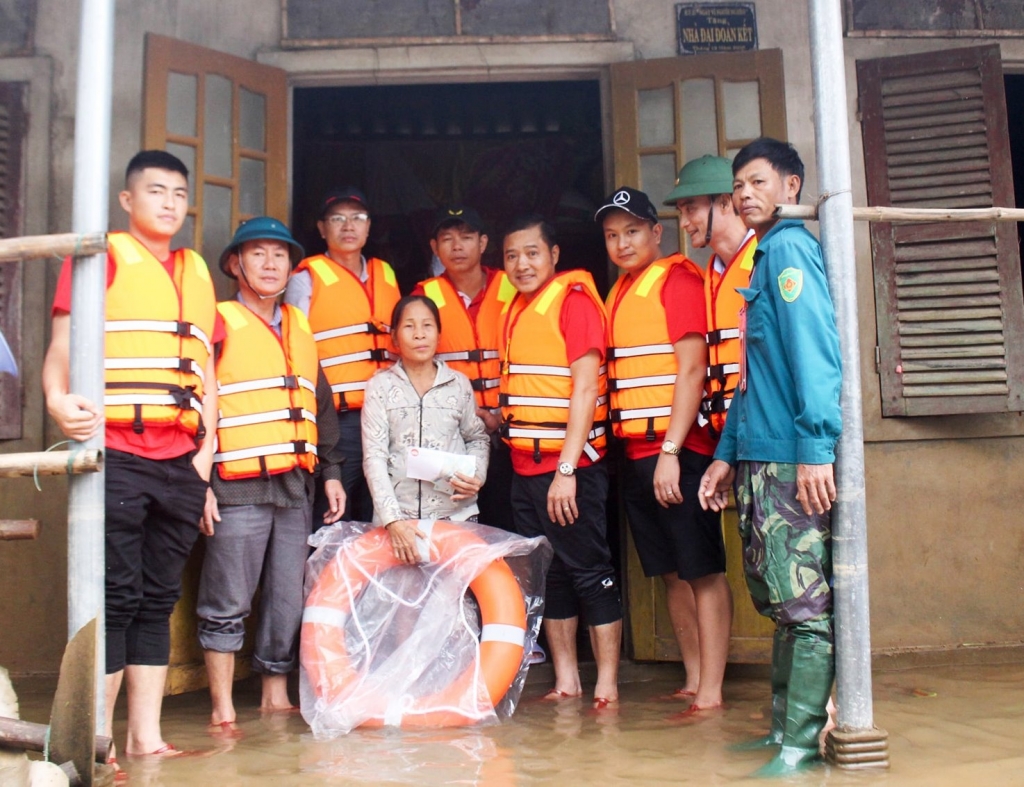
[{"left": 197, "top": 504, "right": 312, "bottom": 674}]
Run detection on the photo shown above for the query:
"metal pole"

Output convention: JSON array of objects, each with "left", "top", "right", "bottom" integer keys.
[
  {"left": 806, "top": 0, "right": 888, "bottom": 767},
  {"left": 69, "top": 0, "right": 115, "bottom": 736}
]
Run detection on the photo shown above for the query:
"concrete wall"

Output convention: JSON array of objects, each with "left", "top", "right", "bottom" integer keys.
[{"left": 2, "top": 0, "right": 1022, "bottom": 675}]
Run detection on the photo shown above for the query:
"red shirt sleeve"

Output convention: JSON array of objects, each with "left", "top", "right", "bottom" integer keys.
[
  {"left": 410, "top": 282, "right": 426, "bottom": 296},
  {"left": 559, "top": 288, "right": 606, "bottom": 365},
  {"left": 662, "top": 264, "right": 707, "bottom": 344},
  {"left": 51, "top": 254, "right": 116, "bottom": 316}
]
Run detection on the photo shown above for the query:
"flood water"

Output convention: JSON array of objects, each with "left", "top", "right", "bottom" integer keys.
[{"left": 14, "top": 660, "right": 1024, "bottom": 785}]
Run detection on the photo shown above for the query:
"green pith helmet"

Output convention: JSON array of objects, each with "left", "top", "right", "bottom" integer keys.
[
  {"left": 663, "top": 155, "right": 735, "bottom": 205},
  {"left": 219, "top": 216, "right": 305, "bottom": 278}
]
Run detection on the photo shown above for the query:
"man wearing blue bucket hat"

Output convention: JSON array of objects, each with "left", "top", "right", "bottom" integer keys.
[{"left": 197, "top": 217, "right": 345, "bottom": 729}]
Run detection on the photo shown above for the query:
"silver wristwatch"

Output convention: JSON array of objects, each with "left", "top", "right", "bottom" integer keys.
[{"left": 557, "top": 462, "right": 576, "bottom": 477}]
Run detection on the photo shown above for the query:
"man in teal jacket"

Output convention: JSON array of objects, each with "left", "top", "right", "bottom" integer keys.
[{"left": 699, "top": 137, "right": 841, "bottom": 778}]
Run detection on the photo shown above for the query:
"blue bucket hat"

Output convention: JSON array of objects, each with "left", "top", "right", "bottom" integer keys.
[{"left": 219, "top": 216, "right": 305, "bottom": 278}]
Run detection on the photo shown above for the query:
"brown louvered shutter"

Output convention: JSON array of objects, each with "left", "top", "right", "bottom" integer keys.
[
  {"left": 0, "top": 83, "right": 25, "bottom": 439},
  {"left": 858, "top": 45, "right": 1024, "bottom": 416}
]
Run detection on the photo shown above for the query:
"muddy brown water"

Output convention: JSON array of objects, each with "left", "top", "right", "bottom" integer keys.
[{"left": 13, "top": 662, "right": 1024, "bottom": 785}]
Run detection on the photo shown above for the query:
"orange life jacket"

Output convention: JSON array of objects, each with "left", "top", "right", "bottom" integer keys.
[
  {"left": 213, "top": 301, "right": 320, "bottom": 480},
  {"left": 421, "top": 271, "right": 517, "bottom": 410},
  {"left": 499, "top": 269, "right": 609, "bottom": 464},
  {"left": 606, "top": 254, "right": 704, "bottom": 442},
  {"left": 293, "top": 254, "right": 401, "bottom": 412},
  {"left": 702, "top": 232, "right": 756, "bottom": 438},
  {"left": 103, "top": 232, "right": 216, "bottom": 436}
]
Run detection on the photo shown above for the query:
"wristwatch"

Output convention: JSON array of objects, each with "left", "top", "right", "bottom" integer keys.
[
  {"left": 557, "top": 462, "right": 576, "bottom": 477},
  {"left": 661, "top": 440, "right": 681, "bottom": 456}
]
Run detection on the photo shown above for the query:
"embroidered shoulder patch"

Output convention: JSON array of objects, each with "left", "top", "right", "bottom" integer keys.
[{"left": 778, "top": 267, "right": 803, "bottom": 303}]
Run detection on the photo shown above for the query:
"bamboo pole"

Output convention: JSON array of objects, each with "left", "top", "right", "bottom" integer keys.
[
  {"left": 777, "top": 204, "right": 1024, "bottom": 222},
  {"left": 0, "top": 716, "right": 112, "bottom": 764},
  {"left": 0, "top": 233, "right": 107, "bottom": 264},
  {"left": 0, "top": 449, "right": 102, "bottom": 478},
  {"left": 0, "top": 519, "right": 40, "bottom": 540}
]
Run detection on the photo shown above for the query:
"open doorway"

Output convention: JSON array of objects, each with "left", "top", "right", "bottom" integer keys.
[{"left": 291, "top": 80, "right": 608, "bottom": 295}]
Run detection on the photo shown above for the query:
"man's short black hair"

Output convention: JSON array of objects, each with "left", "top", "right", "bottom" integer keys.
[
  {"left": 125, "top": 150, "right": 189, "bottom": 186},
  {"left": 502, "top": 213, "right": 557, "bottom": 249},
  {"left": 733, "top": 137, "right": 804, "bottom": 202}
]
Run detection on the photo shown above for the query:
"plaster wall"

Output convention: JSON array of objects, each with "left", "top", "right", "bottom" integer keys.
[{"left": 2, "top": 0, "right": 1021, "bottom": 675}]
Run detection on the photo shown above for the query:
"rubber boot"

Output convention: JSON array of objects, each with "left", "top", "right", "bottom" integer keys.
[
  {"left": 752, "top": 636, "right": 834, "bottom": 779},
  {"left": 730, "top": 629, "right": 791, "bottom": 751}
]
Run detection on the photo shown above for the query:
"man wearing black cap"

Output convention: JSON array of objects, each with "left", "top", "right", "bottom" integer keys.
[
  {"left": 199, "top": 217, "right": 345, "bottom": 729},
  {"left": 413, "top": 206, "right": 517, "bottom": 531},
  {"left": 600, "top": 187, "right": 732, "bottom": 715},
  {"left": 285, "top": 188, "right": 401, "bottom": 523}
]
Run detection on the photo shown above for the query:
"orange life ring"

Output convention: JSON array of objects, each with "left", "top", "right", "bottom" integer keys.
[{"left": 300, "top": 520, "right": 528, "bottom": 728}]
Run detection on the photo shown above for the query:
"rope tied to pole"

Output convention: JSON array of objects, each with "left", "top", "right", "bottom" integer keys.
[
  {"left": 816, "top": 188, "right": 851, "bottom": 208},
  {"left": 33, "top": 440, "right": 76, "bottom": 491}
]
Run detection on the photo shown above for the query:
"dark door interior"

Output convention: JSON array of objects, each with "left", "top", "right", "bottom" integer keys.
[{"left": 291, "top": 80, "right": 608, "bottom": 295}]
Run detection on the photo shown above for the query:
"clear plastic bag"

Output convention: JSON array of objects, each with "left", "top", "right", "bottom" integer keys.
[{"left": 299, "top": 519, "right": 552, "bottom": 738}]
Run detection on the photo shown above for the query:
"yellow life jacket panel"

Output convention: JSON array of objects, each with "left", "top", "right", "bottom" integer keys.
[
  {"left": 422, "top": 271, "right": 517, "bottom": 410},
  {"left": 606, "top": 254, "right": 704, "bottom": 442},
  {"left": 499, "top": 269, "right": 609, "bottom": 464},
  {"left": 702, "top": 232, "right": 756, "bottom": 438},
  {"left": 213, "top": 301, "right": 319, "bottom": 480},
  {"left": 103, "top": 232, "right": 216, "bottom": 436},
  {"left": 293, "top": 254, "right": 401, "bottom": 412}
]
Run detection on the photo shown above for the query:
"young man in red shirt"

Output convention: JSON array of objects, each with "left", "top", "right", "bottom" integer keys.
[
  {"left": 501, "top": 215, "right": 622, "bottom": 708},
  {"left": 43, "top": 150, "right": 222, "bottom": 760},
  {"left": 413, "top": 205, "right": 516, "bottom": 531},
  {"left": 600, "top": 187, "right": 732, "bottom": 713}
]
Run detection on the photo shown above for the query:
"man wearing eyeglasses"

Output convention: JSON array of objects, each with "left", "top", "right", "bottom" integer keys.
[{"left": 286, "top": 187, "right": 401, "bottom": 523}]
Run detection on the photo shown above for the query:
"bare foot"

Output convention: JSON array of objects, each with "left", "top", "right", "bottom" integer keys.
[
  {"left": 819, "top": 696, "right": 837, "bottom": 753},
  {"left": 260, "top": 673, "right": 295, "bottom": 712}
]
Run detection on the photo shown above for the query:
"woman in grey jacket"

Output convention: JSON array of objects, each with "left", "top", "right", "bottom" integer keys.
[{"left": 362, "top": 295, "right": 490, "bottom": 564}]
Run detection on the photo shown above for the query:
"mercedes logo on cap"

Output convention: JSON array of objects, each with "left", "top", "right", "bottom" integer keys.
[{"left": 613, "top": 190, "right": 631, "bottom": 206}]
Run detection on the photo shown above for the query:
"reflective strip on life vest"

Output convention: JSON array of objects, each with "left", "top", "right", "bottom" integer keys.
[
  {"left": 612, "top": 405, "right": 673, "bottom": 422},
  {"left": 608, "top": 343, "right": 674, "bottom": 360},
  {"left": 213, "top": 441, "right": 319, "bottom": 464},
  {"left": 609, "top": 373, "right": 676, "bottom": 391},
  {"left": 330, "top": 381, "right": 367, "bottom": 394},
  {"left": 707, "top": 363, "right": 741, "bottom": 379},
  {"left": 217, "top": 408, "right": 317, "bottom": 430},
  {"left": 105, "top": 319, "right": 212, "bottom": 354},
  {"left": 313, "top": 322, "right": 388, "bottom": 342},
  {"left": 707, "top": 327, "right": 741, "bottom": 345},
  {"left": 506, "top": 363, "right": 608, "bottom": 377},
  {"left": 320, "top": 349, "right": 396, "bottom": 368},
  {"left": 104, "top": 392, "right": 202, "bottom": 409},
  {"left": 436, "top": 349, "right": 501, "bottom": 362},
  {"left": 475, "top": 378, "right": 501, "bottom": 389},
  {"left": 505, "top": 425, "right": 607, "bottom": 442},
  {"left": 104, "top": 357, "right": 206, "bottom": 384},
  {"left": 502, "top": 393, "right": 609, "bottom": 409},
  {"left": 218, "top": 375, "right": 316, "bottom": 397}
]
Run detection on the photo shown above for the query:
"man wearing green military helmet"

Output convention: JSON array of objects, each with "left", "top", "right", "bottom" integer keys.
[{"left": 665, "top": 155, "right": 756, "bottom": 442}]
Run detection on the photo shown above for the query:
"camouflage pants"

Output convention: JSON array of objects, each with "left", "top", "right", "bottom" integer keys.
[{"left": 735, "top": 461, "right": 833, "bottom": 630}]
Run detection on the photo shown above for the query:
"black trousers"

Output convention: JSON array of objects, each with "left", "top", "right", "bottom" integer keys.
[
  {"left": 105, "top": 449, "right": 206, "bottom": 673},
  {"left": 314, "top": 408, "right": 373, "bottom": 524},
  {"left": 511, "top": 462, "right": 622, "bottom": 626},
  {"left": 477, "top": 437, "right": 515, "bottom": 532}
]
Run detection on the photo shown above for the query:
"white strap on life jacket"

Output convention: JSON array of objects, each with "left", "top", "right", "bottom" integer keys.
[
  {"left": 104, "top": 392, "right": 202, "bottom": 409},
  {"left": 320, "top": 349, "right": 397, "bottom": 368},
  {"left": 213, "top": 441, "right": 319, "bottom": 464},
  {"left": 105, "top": 319, "right": 212, "bottom": 354},
  {"left": 609, "top": 373, "right": 677, "bottom": 391},
  {"left": 506, "top": 363, "right": 608, "bottom": 377},
  {"left": 217, "top": 375, "right": 316, "bottom": 397},
  {"left": 104, "top": 356, "right": 206, "bottom": 383},
  {"left": 217, "top": 408, "right": 317, "bottom": 430},
  {"left": 613, "top": 405, "right": 673, "bottom": 422},
  {"left": 505, "top": 424, "right": 607, "bottom": 442},
  {"left": 313, "top": 322, "right": 388, "bottom": 342},
  {"left": 608, "top": 343, "right": 673, "bottom": 360},
  {"left": 707, "top": 363, "right": 741, "bottom": 377},
  {"left": 502, "top": 393, "right": 609, "bottom": 409},
  {"left": 436, "top": 349, "right": 501, "bottom": 362},
  {"left": 707, "top": 327, "right": 741, "bottom": 342},
  {"left": 330, "top": 381, "right": 368, "bottom": 394}
]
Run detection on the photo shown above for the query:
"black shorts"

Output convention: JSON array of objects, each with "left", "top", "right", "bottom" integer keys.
[{"left": 621, "top": 448, "right": 726, "bottom": 581}]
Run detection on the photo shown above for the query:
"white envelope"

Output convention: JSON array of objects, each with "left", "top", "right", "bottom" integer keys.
[{"left": 405, "top": 446, "right": 476, "bottom": 488}]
